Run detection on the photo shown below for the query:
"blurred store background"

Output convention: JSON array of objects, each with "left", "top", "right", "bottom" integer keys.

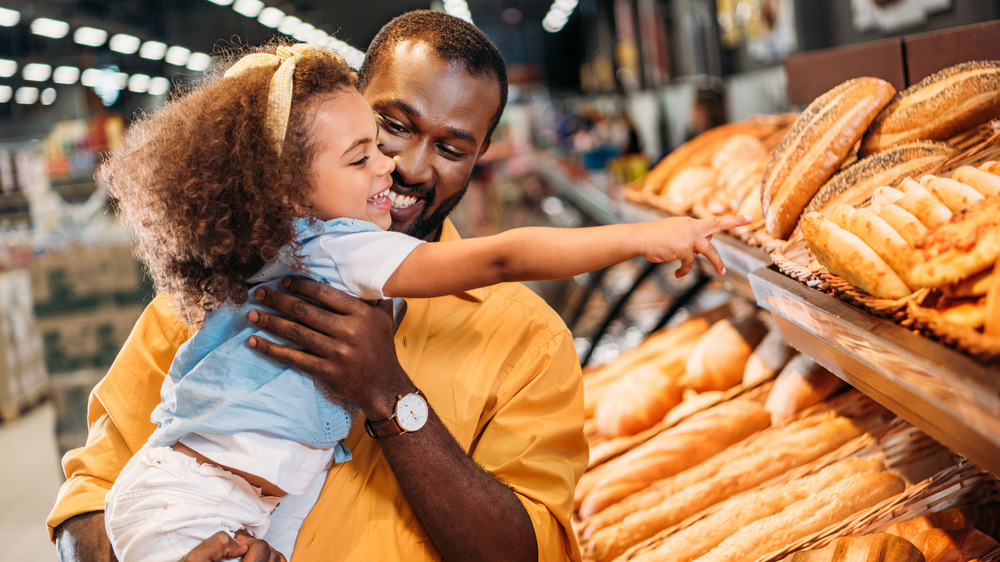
[{"left": 0, "top": 0, "right": 997, "bottom": 558}]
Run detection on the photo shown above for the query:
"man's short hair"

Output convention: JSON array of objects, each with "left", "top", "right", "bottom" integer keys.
[{"left": 358, "top": 10, "right": 509, "bottom": 141}]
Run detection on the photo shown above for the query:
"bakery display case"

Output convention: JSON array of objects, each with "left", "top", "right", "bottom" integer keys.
[{"left": 554, "top": 21, "right": 1000, "bottom": 560}]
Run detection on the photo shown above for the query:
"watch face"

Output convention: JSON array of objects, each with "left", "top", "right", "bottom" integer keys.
[{"left": 396, "top": 393, "right": 429, "bottom": 432}]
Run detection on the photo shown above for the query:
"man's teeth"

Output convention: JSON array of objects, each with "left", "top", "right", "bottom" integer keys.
[{"left": 387, "top": 191, "right": 418, "bottom": 209}]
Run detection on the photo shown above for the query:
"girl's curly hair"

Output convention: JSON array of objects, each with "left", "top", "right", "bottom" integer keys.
[{"left": 101, "top": 41, "right": 356, "bottom": 324}]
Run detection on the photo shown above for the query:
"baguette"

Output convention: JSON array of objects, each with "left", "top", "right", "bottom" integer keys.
[
  {"left": 628, "top": 457, "right": 885, "bottom": 562},
  {"left": 762, "top": 77, "right": 896, "bottom": 239},
  {"left": 682, "top": 316, "right": 770, "bottom": 392},
  {"left": 742, "top": 329, "right": 797, "bottom": 387},
  {"left": 577, "top": 400, "right": 770, "bottom": 518},
  {"left": 801, "top": 211, "right": 912, "bottom": 299},
  {"left": 778, "top": 533, "right": 924, "bottom": 562},
  {"left": 908, "top": 196, "right": 1000, "bottom": 287},
  {"left": 860, "top": 60, "right": 1000, "bottom": 156},
  {"left": 803, "top": 141, "right": 957, "bottom": 217},
  {"left": 765, "top": 355, "right": 845, "bottom": 426},
  {"left": 594, "top": 365, "right": 684, "bottom": 438},
  {"left": 697, "top": 471, "right": 906, "bottom": 562},
  {"left": 584, "top": 415, "right": 864, "bottom": 561}
]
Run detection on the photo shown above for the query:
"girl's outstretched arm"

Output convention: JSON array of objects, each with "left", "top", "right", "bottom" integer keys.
[{"left": 382, "top": 214, "right": 752, "bottom": 298}]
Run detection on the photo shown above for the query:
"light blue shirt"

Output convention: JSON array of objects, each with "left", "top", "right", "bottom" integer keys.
[{"left": 148, "top": 218, "right": 424, "bottom": 455}]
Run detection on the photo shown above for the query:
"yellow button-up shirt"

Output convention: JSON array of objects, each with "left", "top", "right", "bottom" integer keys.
[{"left": 48, "top": 220, "right": 587, "bottom": 561}]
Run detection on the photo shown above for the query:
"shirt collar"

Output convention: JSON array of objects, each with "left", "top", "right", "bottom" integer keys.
[{"left": 438, "top": 219, "right": 485, "bottom": 303}]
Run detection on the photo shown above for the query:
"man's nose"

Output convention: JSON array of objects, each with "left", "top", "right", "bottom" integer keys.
[{"left": 392, "top": 145, "right": 433, "bottom": 187}]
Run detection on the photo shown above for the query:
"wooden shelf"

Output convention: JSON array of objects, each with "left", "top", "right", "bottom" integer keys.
[{"left": 750, "top": 264, "right": 1000, "bottom": 478}]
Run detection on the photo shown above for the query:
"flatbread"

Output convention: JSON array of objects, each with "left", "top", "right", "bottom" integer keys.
[{"left": 908, "top": 196, "right": 1000, "bottom": 287}]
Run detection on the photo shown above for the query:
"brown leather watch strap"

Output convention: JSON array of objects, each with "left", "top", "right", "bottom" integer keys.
[{"left": 364, "top": 413, "right": 404, "bottom": 438}]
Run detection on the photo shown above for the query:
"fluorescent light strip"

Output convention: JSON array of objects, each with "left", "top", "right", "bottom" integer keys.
[
  {"left": 186, "top": 52, "right": 212, "bottom": 72},
  {"left": 148, "top": 76, "right": 171, "bottom": 96},
  {"left": 165, "top": 46, "right": 191, "bottom": 66},
  {"left": 442, "top": 0, "right": 474, "bottom": 23},
  {"left": 257, "top": 6, "right": 284, "bottom": 28},
  {"left": 15, "top": 86, "right": 39, "bottom": 104},
  {"left": 0, "top": 85, "right": 11, "bottom": 103},
  {"left": 0, "top": 6, "right": 18, "bottom": 26},
  {"left": 109, "top": 33, "right": 141, "bottom": 54},
  {"left": 233, "top": 0, "right": 264, "bottom": 18},
  {"left": 128, "top": 74, "right": 150, "bottom": 93},
  {"left": 0, "top": 58, "right": 16, "bottom": 78},
  {"left": 543, "top": 0, "right": 578, "bottom": 33},
  {"left": 23, "top": 63, "right": 52, "bottom": 82},
  {"left": 53, "top": 66, "right": 80, "bottom": 84},
  {"left": 74, "top": 26, "right": 108, "bottom": 47},
  {"left": 41, "top": 87, "right": 56, "bottom": 105},
  {"left": 139, "top": 40, "right": 167, "bottom": 60},
  {"left": 31, "top": 17, "right": 69, "bottom": 39}
]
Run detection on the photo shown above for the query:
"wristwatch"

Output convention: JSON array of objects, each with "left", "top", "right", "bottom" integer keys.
[{"left": 364, "top": 390, "right": 429, "bottom": 438}]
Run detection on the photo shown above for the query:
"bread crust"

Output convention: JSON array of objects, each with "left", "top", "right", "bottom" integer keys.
[
  {"left": 908, "top": 196, "right": 1000, "bottom": 287},
  {"left": 762, "top": 77, "right": 896, "bottom": 239},
  {"left": 860, "top": 60, "right": 1000, "bottom": 155}
]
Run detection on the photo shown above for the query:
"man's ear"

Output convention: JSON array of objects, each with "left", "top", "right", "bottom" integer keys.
[{"left": 477, "top": 138, "right": 492, "bottom": 159}]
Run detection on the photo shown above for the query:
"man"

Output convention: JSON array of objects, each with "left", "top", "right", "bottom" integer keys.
[{"left": 48, "top": 10, "right": 588, "bottom": 562}]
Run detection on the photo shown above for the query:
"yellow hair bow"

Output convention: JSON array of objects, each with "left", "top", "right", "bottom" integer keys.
[{"left": 224, "top": 44, "right": 335, "bottom": 155}]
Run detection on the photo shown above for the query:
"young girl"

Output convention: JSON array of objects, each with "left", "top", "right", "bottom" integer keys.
[{"left": 102, "top": 42, "right": 749, "bottom": 561}]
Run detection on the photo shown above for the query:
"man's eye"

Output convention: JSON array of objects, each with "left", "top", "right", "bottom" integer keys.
[
  {"left": 351, "top": 156, "right": 370, "bottom": 166},
  {"left": 380, "top": 117, "right": 406, "bottom": 134},
  {"left": 439, "top": 145, "right": 465, "bottom": 158}
]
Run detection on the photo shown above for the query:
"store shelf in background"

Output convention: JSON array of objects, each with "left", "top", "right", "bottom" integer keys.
[
  {"left": 750, "top": 265, "right": 1000, "bottom": 479},
  {"left": 0, "top": 269, "right": 49, "bottom": 423},
  {"left": 784, "top": 38, "right": 906, "bottom": 107},
  {"left": 904, "top": 19, "right": 1000, "bottom": 84}
]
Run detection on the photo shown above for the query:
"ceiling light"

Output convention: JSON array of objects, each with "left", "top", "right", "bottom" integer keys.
[
  {"left": 127, "top": 74, "right": 150, "bottom": 93},
  {"left": 109, "top": 34, "right": 141, "bottom": 54},
  {"left": 139, "top": 40, "right": 167, "bottom": 60},
  {"left": 148, "top": 76, "right": 171, "bottom": 96},
  {"left": 23, "top": 63, "right": 52, "bottom": 82},
  {"left": 80, "top": 68, "right": 102, "bottom": 87},
  {"left": 0, "top": 7, "right": 19, "bottom": 27},
  {"left": 53, "top": 66, "right": 80, "bottom": 84},
  {"left": 165, "top": 46, "right": 191, "bottom": 66},
  {"left": 278, "top": 15, "right": 302, "bottom": 35},
  {"left": 258, "top": 7, "right": 284, "bottom": 28},
  {"left": 186, "top": 52, "right": 212, "bottom": 72},
  {"left": 41, "top": 87, "right": 57, "bottom": 105},
  {"left": 0, "top": 85, "right": 11, "bottom": 103},
  {"left": 15, "top": 86, "right": 39, "bottom": 104},
  {"left": 31, "top": 17, "right": 70, "bottom": 39},
  {"left": 207, "top": 0, "right": 234, "bottom": 5},
  {"left": 0, "top": 59, "right": 16, "bottom": 78},
  {"left": 292, "top": 22, "right": 315, "bottom": 42},
  {"left": 74, "top": 26, "right": 108, "bottom": 47},
  {"left": 233, "top": 0, "right": 264, "bottom": 18}
]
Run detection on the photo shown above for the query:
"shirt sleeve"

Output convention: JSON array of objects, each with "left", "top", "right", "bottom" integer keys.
[
  {"left": 306, "top": 230, "right": 425, "bottom": 300},
  {"left": 46, "top": 295, "right": 195, "bottom": 540},
  {"left": 472, "top": 325, "right": 588, "bottom": 562}
]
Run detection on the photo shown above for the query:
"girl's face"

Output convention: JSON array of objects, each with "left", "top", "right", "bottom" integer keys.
[{"left": 308, "top": 89, "right": 395, "bottom": 229}]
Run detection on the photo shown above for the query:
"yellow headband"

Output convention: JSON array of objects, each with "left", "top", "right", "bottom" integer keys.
[{"left": 224, "top": 44, "right": 336, "bottom": 155}]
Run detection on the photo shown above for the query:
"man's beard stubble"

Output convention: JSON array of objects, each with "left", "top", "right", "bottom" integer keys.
[{"left": 397, "top": 184, "right": 468, "bottom": 242}]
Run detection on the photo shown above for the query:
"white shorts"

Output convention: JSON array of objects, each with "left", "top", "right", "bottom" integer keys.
[{"left": 105, "top": 444, "right": 281, "bottom": 562}]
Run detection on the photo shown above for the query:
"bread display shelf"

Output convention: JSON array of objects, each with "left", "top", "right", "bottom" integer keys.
[{"left": 749, "top": 264, "right": 1000, "bottom": 479}]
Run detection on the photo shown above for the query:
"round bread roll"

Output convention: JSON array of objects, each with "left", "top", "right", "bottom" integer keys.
[
  {"left": 594, "top": 365, "right": 684, "bottom": 438},
  {"left": 910, "top": 528, "right": 999, "bottom": 562},
  {"left": 925, "top": 176, "right": 985, "bottom": 213},
  {"left": 683, "top": 316, "right": 769, "bottom": 392},
  {"left": 875, "top": 203, "right": 927, "bottom": 247},
  {"left": 898, "top": 178, "right": 953, "bottom": 227}
]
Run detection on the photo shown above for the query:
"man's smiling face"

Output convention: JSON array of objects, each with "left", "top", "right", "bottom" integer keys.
[{"left": 362, "top": 40, "right": 502, "bottom": 241}]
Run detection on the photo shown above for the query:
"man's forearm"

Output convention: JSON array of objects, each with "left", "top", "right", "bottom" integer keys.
[
  {"left": 54, "top": 511, "right": 117, "bottom": 562},
  {"left": 377, "top": 409, "right": 538, "bottom": 562}
]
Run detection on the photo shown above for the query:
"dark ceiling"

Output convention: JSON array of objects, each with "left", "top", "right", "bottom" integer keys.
[{"left": 1, "top": 0, "right": 562, "bottom": 64}]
